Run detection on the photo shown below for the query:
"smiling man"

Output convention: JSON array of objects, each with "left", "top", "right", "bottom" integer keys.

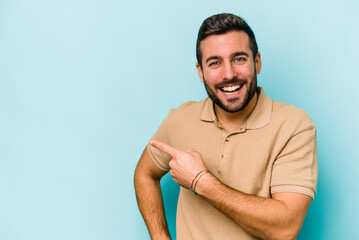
[{"left": 134, "top": 13, "right": 317, "bottom": 240}]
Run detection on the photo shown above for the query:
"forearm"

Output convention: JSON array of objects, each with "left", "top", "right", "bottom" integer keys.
[
  {"left": 134, "top": 173, "right": 170, "bottom": 240},
  {"left": 196, "top": 174, "right": 304, "bottom": 240}
]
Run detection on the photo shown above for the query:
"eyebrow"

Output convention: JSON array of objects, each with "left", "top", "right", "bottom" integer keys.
[
  {"left": 205, "top": 51, "right": 249, "bottom": 64},
  {"left": 205, "top": 55, "right": 221, "bottom": 64},
  {"left": 232, "top": 51, "right": 249, "bottom": 58}
]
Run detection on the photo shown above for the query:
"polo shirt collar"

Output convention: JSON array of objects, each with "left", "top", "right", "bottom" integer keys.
[{"left": 200, "top": 87, "right": 272, "bottom": 130}]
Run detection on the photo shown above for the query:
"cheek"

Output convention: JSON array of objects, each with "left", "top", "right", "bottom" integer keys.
[
  {"left": 204, "top": 69, "right": 221, "bottom": 84},
  {"left": 205, "top": 68, "right": 223, "bottom": 79},
  {"left": 236, "top": 66, "right": 252, "bottom": 78}
]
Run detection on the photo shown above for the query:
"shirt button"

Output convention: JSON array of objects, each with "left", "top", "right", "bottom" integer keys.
[
  {"left": 222, "top": 154, "right": 226, "bottom": 158},
  {"left": 225, "top": 137, "right": 230, "bottom": 142}
]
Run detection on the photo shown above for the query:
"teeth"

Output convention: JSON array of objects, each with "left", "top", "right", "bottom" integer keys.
[{"left": 221, "top": 85, "right": 240, "bottom": 92}]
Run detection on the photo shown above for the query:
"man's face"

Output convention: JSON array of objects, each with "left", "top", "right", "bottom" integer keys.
[{"left": 196, "top": 31, "right": 262, "bottom": 113}]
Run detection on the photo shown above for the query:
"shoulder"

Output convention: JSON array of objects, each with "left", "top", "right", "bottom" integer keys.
[
  {"left": 168, "top": 99, "right": 208, "bottom": 120},
  {"left": 271, "top": 100, "right": 315, "bottom": 131}
]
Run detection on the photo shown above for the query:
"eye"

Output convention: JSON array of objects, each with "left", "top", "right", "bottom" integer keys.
[
  {"left": 234, "top": 57, "right": 246, "bottom": 62},
  {"left": 208, "top": 61, "right": 220, "bottom": 67}
]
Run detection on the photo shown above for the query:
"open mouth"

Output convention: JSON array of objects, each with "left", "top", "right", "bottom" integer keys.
[{"left": 219, "top": 84, "right": 243, "bottom": 94}]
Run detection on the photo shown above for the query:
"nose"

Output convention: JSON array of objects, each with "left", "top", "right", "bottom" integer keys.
[{"left": 222, "top": 62, "right": 237, "bottom": 80}]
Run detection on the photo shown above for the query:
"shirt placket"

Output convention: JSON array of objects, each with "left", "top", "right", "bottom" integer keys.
[{"left": 218, "top": 125, "right": 246, "bottom": 174}]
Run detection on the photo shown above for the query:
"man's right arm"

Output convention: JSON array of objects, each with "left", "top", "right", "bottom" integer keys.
[{"left": 134, "top": 146, "right": 170, "bottom": 240}]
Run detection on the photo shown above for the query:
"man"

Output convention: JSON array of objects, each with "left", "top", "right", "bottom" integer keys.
[{"left": 134, "top": 13, "right": 317, "bottom": 240}]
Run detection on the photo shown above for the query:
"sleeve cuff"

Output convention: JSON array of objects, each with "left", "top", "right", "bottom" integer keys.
[
  {"left": 271, "top": 185, "right": 316, "bottom": 200},
  {"left": 147, "top": 145, "right": 170, "bottom": 172}
]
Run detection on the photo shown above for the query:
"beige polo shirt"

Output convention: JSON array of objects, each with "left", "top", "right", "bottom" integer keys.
[{"left": 148, "top": 87, "right": 318, "bottom": 240}]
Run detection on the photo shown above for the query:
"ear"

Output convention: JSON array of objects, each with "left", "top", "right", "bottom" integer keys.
[
  {"left": 196, "top": 62, "right": 204, "bottom": 83},
  {"left": 255, "top": 52, "right": 262, "bottom": 74}
]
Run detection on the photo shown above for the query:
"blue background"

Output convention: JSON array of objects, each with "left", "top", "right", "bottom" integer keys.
[{"left": 1, "top": 0, "right": 358, "bottom": 239}]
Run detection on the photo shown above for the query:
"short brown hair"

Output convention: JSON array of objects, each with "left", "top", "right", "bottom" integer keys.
[{"left": 196, "top": 13, "right": 258, "bottom": 68}]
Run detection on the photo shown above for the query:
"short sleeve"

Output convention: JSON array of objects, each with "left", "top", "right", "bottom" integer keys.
[
  {"left": 147, "top": 112, "right": 172, "bottom": 172},
  {"left": 271, "top": 119, "right": 318, "bottom": 199}
]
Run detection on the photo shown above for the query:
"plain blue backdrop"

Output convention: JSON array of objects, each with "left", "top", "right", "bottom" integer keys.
[{"left": 1, "top": 0, "right": 358, "bottom": 239}]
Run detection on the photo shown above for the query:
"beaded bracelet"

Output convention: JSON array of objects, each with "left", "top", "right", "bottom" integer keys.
[{"left": 191, "top": 169, "right": 210, "bottom": 195}]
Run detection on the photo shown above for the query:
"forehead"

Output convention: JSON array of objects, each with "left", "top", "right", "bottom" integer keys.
[{"left": 200, "top": 31, "right": 252, "bottom": 59}]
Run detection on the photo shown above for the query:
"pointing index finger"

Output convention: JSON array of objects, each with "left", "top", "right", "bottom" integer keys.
[{"left": 149, "top": 140, "right": 180, "bottom": 158}]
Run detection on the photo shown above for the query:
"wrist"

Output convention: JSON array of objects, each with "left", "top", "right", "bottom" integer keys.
[
  {"left": 193, "top": 172, "right": 217, "bottom": 196},
  {"left": 191, "top": 169, "right": 210, "bottom": 195}
]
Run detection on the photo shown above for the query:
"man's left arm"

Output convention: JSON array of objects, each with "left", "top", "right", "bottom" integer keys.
[
  {"left": 196, "top": 173, "right": 311, "bottom": 240},
  {"left": 149, "top": 140, "right": 313, "bottom": 240}
]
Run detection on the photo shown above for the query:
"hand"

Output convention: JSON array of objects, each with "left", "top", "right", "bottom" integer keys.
[{"left": 149, "top": 140, "right": 207, "bottom": 189}]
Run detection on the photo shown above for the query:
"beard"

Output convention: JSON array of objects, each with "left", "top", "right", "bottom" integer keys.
[{"left": 203, "top": 73, "right": 257, "bottom": 113}]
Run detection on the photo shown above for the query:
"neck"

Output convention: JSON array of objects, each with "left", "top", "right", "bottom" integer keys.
[{"left": 214, "top": 92, "right": 258, "bottom": 132}]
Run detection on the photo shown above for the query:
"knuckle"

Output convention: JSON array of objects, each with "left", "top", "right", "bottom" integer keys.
[
  {"left": 171, "top": 152, "right": 178, "bottom": 159},
  {"left": 169, "top": 159, "right": 176, "bottom": 168},
  {"left": 187, "top": 148, "right": 196, "bottom": 153},
  {"left": 194, "top": 151, "right": 202, "bottom": 157}
]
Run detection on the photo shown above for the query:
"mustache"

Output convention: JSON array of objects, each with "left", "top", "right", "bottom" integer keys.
[{"left": 215, "top": 77, "right": 247, "bottom": 89}]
